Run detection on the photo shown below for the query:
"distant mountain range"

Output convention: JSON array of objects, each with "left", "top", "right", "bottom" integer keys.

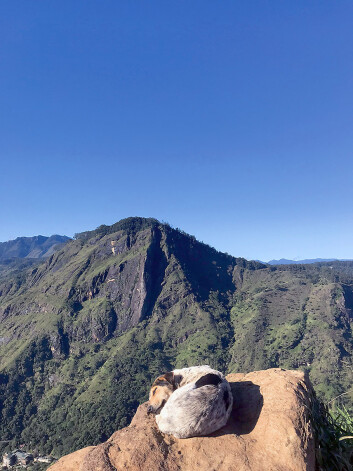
[
  {"left": 266, "top": 258, "right": 353, "bottom": 265},
  {"left": 0, "top": 235, "right": 71, "bottom": 260},
  {"left": 1, "top": 234, "right": 349, "bottom": 267},
  {"left": 0, "top": 217, "right": 352, "bottom": 457}
]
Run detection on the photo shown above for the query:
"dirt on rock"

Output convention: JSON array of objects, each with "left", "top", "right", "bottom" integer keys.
[{"left": 49, "top": 368, "right": 316, "bottom": 471}]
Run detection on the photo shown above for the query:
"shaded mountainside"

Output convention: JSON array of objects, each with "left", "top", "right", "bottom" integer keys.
[
  {"left": 0, "top": 217, "right": 352, "bottom": 457},
  {"left": 0, "top": 235, "right": 70, "bottom": 261}
]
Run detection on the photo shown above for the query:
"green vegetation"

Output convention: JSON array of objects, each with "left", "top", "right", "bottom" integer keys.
[
  {"left": 0, "top": 217, "right": 352, "bottom": 468},
  {"left": 73, "top": 216, "right": 159, "bottom": 241},
  {"left": 311, "top": 396, "right": 353, "bottom": 471}
]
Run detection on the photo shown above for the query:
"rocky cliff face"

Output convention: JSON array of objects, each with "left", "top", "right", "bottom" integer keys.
[{"left": 49, "top": 369, "right": 316, "bottom": 471}]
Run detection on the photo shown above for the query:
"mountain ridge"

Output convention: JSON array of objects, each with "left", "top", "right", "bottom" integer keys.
[
  {"left": 267, "top": 258, "right": 353, "bottom": 265},
  {"left": 0, "top": 234, "right": 71, "bottom": 260},
  {"left": 2, "top": 222, "right": 350, "bottom": 268},
  {"left": 0, "top": 217, "right": 351, "bottom": 457}
]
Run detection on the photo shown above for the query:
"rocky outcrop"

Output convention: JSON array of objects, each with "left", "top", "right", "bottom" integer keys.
[{"left": 49, "top": 369, "right": 316, "bottom": 471}]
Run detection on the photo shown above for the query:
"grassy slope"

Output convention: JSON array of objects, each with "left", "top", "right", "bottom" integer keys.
[
  {"left": 0, "top": 218, "right": 352, "bottom": 458},
  {"left": 229, "top": 267, "right": 352, "bottom": 403}
]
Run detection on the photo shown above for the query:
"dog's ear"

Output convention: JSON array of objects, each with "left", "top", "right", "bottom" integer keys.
[
  {"left": 152, "top": 372, "right": 174, "bottom": 388},
  {"left": 163, "top": 371, "right": 174, "bottom": 385},
  {"left": 164, "top": 371, "right": 183, "bottom": 389},
  {"left": 173, "top": 373, "right": 182, "bottom": 387}
]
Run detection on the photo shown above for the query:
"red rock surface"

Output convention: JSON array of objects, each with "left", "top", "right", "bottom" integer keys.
[{"left": 49, "top": 368, "right": 315, "bottom": 471}]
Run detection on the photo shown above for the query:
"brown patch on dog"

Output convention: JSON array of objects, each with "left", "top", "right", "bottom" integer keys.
[
  {"left": 152, "top": 372, "right": 175, "bottom": 388},
  {"left": 163, "top": 371, "right": 174, "bottom": 385},
  {"left": 148, "top": 372, "right": 176, "bottom": 414}
]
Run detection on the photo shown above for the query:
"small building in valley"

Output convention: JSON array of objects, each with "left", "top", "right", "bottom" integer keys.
[
  {"left": 15, "top": 451, "right": 34, "bottom": 466},
  {"left": 2, "top": 453, "right": 16, "bottom": 467},
  {"left": 1, "top": 450, "right": 34, "bottom": 468}
]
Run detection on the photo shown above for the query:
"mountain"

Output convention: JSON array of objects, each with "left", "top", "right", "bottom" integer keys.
[
  {"left": 0, "top": 217, "right": 352, "bottom": 457},
  {"left": 0, "top": 235, "right": 71, "bottom": 260},
  {"left": 267, "top": 258, "right": 351, "bottom": 265}
]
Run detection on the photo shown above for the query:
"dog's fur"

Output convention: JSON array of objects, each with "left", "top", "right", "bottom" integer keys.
[{"left": 148, "top": 365, "right": 233, "bottom": 439}]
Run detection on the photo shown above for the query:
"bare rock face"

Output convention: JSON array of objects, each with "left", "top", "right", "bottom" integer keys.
[{"left": 49, "top": 369, "right": 316, "bottom": 471}]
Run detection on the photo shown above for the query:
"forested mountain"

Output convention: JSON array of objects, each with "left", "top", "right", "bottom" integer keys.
[{"left": 0, "top": 217, "right": 352, "bottom": 457}]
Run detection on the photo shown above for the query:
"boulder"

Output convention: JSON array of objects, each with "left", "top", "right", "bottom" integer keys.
[{"left": 49, "top": 368, "right": 316, "bottom": 471}]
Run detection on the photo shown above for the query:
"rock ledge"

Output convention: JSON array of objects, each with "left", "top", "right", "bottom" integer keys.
[{"left": 49, "top": 368, "right": 315, "bottom": 471}]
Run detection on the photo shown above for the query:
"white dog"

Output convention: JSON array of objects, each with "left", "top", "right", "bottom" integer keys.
[{"left": 147, "top": 365, "right": 233, "bottom": 439}]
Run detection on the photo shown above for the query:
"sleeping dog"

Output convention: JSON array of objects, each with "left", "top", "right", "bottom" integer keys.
[{"left": 147, "top": 365, "right": 233, "bottom": 438}]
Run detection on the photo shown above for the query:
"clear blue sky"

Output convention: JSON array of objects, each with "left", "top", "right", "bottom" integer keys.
[{"left": 1, "top": 1, "right": 352, "bottom": 261}]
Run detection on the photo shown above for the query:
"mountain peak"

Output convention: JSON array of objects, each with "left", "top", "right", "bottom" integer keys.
[
  {"left": 0, "top": 234, "right": 71, "bottom": 260},
  {"left": 73, "top": 217, "right": 160, "bottom": 242}
]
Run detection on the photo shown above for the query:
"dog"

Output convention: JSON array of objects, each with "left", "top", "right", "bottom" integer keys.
[{"left": 147, "top": 365, "right": 233, "bottom": 439}]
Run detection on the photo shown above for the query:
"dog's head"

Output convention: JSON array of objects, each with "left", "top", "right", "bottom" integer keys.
[{"left": 147, "top": 372, "right": 175, "bottom": 415}]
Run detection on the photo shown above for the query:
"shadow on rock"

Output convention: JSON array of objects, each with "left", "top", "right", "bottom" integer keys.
[{"left": 214, "top": 381, "right": 263, "bottom": 436}]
